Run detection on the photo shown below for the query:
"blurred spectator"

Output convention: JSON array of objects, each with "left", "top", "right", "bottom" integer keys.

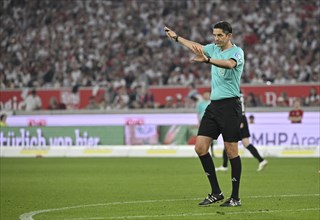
[
  {"left": 0, "top": 113, "right": 8, "bottom": 127},
  {"left": 245, "top": 92, "right": 261, "bottom": 107},
  {"left": 184, "top": 96, "right": 195, "bottom": 109},
  {"left": 97, "top": 98, "right": 106, "bottom": 110},
  {"left": 277, "top": 92, "right": 289, "bottom": 107},
  {"left": 65, "top": 85, "right": 80, "bottom": 110},
  {"left": 304, "top": 87, "right": 320, "bottom": 106},
  {"left": 23, "top": 88, "right": 42, "bottom": 111},
  {"left": 112, "top": 96, "right": 128, "bottom": 109},
  {"left": 248, "top": 115, "right": 255, "bottom": 124},
  {"left": 185, "top": 83, "right": 199, "bottom": 108},
  {"left": 0, "top": 0, "right": 319, "bottom": 109},
  {"left": 128, "top": 85, "right": 144, "bottom": 109},
  {"left": 273, "top": 73, "right": 287, "bottom": 84},
  {"left": 164, "top": 96, "right": 175, "bottom": 108},
  {"left": 48, "top": 97, "right": 59, "bottom": 110},
  {"left": 288, "top": 99, "right": 304, "bottom": 123},
  {"left": 175, "top": 93, "right": 185, "bottom": 108},
  {"left": 167, "top": 67, "right": 183, "bottom": 85},
  {"left": 141, "top": 88, "right": 155, "bottom": 108},
  {"left": 47, "top": 96, "right": 66, "bottom": 110},
  {"left": 187, "top": 83, "right": 199, "bottom": 99},
  {"left": 86, "top": 96, "right": 100, "bottom": 110},
  {"left": 102, "top": 89, "right": 114, "bottom": 110},
  {"left": 112, "top": 86, "right": 129, "bottom": 109}
]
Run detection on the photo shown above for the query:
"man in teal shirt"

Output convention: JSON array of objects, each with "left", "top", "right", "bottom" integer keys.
[
  {"left": 165, "top": 21, "right": 243, "bottom": 207},
  {"left": 196, "top": 91, "right": 211, "bottom": 123},
  {"left": 196, "top": 91, "right": 215, "bottom": 157}
]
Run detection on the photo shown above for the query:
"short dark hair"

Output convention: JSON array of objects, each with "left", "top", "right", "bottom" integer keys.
[{"left": 213, "top": 21, "right": 232, "bottom": 34}]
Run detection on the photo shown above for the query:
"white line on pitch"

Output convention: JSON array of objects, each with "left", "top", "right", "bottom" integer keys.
[
  {"left": 20, "top": 194, "right": 320, "bottom": 220},
  {"left": 65, "top": 208, "right": 320, "bottom": 220}
]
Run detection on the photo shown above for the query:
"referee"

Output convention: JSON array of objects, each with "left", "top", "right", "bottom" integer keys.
[{"left": 165, "top": 21, "right": 243, "bottom": 207}]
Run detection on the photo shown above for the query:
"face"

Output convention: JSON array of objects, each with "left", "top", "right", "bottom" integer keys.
[{"left": 212, "top": 28, "right": 232, "bottom": 48}]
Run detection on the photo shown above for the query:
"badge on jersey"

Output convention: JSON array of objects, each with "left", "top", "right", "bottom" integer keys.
[
  {"left": 235, "top": 53, "right": 242, "bottom": 61},
  {"left": 234, "top": 52, "right": 243, "bottom": 65}
]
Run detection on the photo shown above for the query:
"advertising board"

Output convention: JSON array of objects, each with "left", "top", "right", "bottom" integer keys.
[{"left": 1, "top": 112, "right": 318, "bottom": 157}]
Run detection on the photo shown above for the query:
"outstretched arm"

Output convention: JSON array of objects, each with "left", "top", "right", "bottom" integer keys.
[
  {"left": 164, "top": 26, "right": 204, "bottom": 55},
  {"left": 164, "top": 26, "right": 237, "bottom": 69}
]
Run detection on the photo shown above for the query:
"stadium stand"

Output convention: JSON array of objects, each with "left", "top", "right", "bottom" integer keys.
[{"left": 0, "top": 0, "right": 319, "bottom": 109}]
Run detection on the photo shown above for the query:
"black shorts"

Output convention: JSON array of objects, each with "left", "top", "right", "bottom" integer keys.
[
  {"left": 240, "top": 115, "right": 250, "bottom": 139},
  {"left": 198, "top": 97, "right": 242, "bottom": 142}
]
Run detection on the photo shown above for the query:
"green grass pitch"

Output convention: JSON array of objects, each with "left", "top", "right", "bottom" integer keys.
[{"left": 1, "top": 157, "right": 319, "bottom": 220}]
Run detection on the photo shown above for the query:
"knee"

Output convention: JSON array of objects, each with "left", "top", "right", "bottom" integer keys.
[
  {"left": 195, "top": 136, "right": 212, "bottom": 156},
  {"left": 224, "top": 144, "right": 239, "bottom": 159},
  {"left": 225, "top": 150, "right": 238, "bottom": 159},
  {"left": 194, "top": 143, "right": 207, "bottom": 156}
]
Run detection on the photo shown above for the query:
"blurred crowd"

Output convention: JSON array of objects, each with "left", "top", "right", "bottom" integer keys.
[{"left": 1, "top": 0, "right": 319, "bottom": 109}]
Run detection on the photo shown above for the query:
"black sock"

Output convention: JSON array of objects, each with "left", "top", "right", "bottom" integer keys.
[
  {"left": 222, "top": 149, "right": 228, "bottom": 167},
  {"left": 199, "top": 153, "right": 221, "bottom": 194},
  {"left": 230, "top": 156, "right": 241, "bottom": 200},
  {"left": 246, "top": 144, "right": 264, "bottom": 162}
]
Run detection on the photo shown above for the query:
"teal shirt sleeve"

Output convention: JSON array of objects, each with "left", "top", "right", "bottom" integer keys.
[
  {"left": 230, "top": 47, "right": 244, "bottom": 67},
  {"left": 203, "top": 44, "right": 215, "bottom": 58},
  {"left": 196, "top": 102, "right": 202, "bottom": 117},
  {"left": 196, "top": 102, "right": 200, "bottom": 112}
]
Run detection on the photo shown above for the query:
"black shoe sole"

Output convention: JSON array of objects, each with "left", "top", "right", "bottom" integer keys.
[
  {"left": 220, "top": 201, "right": 241, "bottom": 207},
  {"left": 220, "top": 204, "right": 241, "bottom": 207},
  {"left": 198, "top": 199, "right": 224, "bottom": 207}
]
